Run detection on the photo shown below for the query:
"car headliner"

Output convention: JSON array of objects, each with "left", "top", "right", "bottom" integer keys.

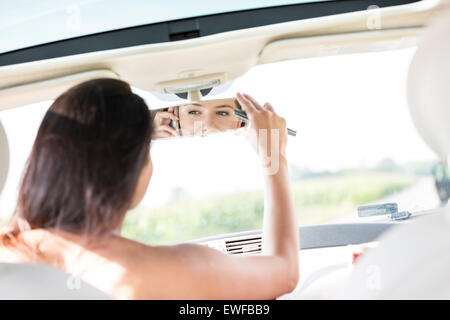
[{"left": 0, "top": 0, "right": 440, "bottom": 111}]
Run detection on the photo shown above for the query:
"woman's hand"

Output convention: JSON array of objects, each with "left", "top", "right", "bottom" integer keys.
[
  {"left": 152, "top": 107, "right": 180, "bottom": 139},
  {"left": 236, "top": 93, "right": 287, "bottom": 169}
]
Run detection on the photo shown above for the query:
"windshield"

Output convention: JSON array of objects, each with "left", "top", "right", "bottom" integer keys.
[
  {"left": 0, "top": 48, "right": 441, "bottom": 245},
  {"left": 1, "top": 0, "right": 328, "bottom": 54}
]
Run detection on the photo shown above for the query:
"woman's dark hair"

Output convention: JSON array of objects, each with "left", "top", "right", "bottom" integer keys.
[{"left": 2, "top": 78, "right": 152, "bottom": 241}]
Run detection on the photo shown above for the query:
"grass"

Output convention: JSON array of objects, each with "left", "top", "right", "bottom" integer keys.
[{"left": 122, "top": 172, "right": 418, "bottom": 245}]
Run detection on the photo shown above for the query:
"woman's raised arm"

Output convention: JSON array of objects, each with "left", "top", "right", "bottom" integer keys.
[{"left": 140, "top": 93, "right": 299, "bottom": 299}]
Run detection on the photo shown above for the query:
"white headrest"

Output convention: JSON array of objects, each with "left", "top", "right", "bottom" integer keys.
[
  {"left": 408, "top": 5, "right": 450, "bottom": 162},
  {"left": 0, "top": 120, "right": 8, "bottom": 195}
]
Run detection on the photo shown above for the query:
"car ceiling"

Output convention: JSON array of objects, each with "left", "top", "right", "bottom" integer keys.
[
  {"left": 0, "top": 0, "right": 389, "bottom": 55},
  {"left": 0, "top": 0, "right": 441, "bottom": 111}
]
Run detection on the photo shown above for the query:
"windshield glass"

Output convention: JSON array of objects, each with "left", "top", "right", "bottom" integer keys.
[
  {"left": 0, "top": 48, "right": 441, "bottom": 245},
  {"left": 1, "top": 0, "right": 328, "bottom": 54}
]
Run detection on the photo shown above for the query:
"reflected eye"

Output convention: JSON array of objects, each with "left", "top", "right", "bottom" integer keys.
[
  {"left": 216, "top": 111, "right": 230, "bottom": 116},
  {"left": 188, "top": 110, "right": 201, "bottom": 115}
]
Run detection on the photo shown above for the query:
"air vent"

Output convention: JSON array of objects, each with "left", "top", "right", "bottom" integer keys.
[{"left": 226, "top": 236, "right": 262, "bottom": 256}]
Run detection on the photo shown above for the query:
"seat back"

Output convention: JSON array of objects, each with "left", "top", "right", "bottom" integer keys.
[
  {"left": 0, "top": 263, "right": 110, "bottom": 299},
  {"left": 408, "top": 2, "right": 450, "bottom": 165},
  {"left": 0, "top": 120, "right": 8, "bottom": 196}
]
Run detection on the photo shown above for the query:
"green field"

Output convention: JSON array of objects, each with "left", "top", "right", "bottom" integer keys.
[{"left": 122, "top": 172, "right": 418, "bottom": 245}]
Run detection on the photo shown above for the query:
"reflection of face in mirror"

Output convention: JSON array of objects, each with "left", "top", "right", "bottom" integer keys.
[
  {"left": 151, "top": 98, "right": 244, "bottom": 139},
  {"left": 179, "top": 99, "right": 242, "bottom": 137}
]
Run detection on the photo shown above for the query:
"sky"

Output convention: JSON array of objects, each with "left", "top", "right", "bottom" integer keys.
[
  {"left": 0, "top": 47, "right": 437, "bottom": 218},
  {"left": 0, "top": 0, "right": 328, "bottom": 53}
]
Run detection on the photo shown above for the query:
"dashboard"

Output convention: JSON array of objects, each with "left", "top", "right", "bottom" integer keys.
[{"left": 192, "top": 221, "right": 402, "bottom": 299}]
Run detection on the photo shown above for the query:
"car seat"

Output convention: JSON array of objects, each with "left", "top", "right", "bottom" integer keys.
[
  {"left": 0, "top": 120, "right": 110, "bottom": 299},
  {"left": 0, "top": 120, "right": 8, "bottom": 197},
  {"left": 0, "top": 263, "right": 109, "bottom": 299}
]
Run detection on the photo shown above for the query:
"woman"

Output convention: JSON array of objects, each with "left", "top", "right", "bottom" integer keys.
[
  {"left": 0, "top": 78, "right": 299, "bottom": 299},
  {"left": 151, "top": 98, "right": 243, "bottom": 139},
  {"left": 177, "top": 99, "right": 242, "bottom": 137}
]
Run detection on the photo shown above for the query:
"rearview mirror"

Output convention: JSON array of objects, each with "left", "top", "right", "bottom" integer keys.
[
  {"left": 151, "top": 98, "right": 245, "bottom": 139},
  {"left": 150, "top": 98, "right": 296, "bottom": 139}
]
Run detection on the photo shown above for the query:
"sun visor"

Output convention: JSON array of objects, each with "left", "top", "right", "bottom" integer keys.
[
  {"left": 260, "top": 28, "right": 421, "bottom": 64},
  {"left": 0, "top": 69, "right": 118, "bottom": 111}
]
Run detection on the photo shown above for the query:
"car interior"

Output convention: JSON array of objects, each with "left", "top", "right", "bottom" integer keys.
[{"left": 0, "top": 0, "right": 449, "bottom": 299}]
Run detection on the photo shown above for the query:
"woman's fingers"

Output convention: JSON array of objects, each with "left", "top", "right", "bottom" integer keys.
[
  {"left": 156, "top": 124, "right": 179, "bottom": 137},
  {"left": 234, "top": 96, "right": 288, "bottom": 160},
  {"left": 236, "top": 93, "right": 255, "bottom": 117},
  {"left": 243, "top": 94, "right": 264, "bottom": 112},
  {"left": 263, "top": 102, "right": 277, "bottom": 114},
  {"left": 237, "top": 92, "right": 264, "bottom": 115},
  {"left": 154, "top": 111, "right": 178, "bottom": 126},
  {"left": 156, "top": 111, "right": 178, "bottom": 123}
]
